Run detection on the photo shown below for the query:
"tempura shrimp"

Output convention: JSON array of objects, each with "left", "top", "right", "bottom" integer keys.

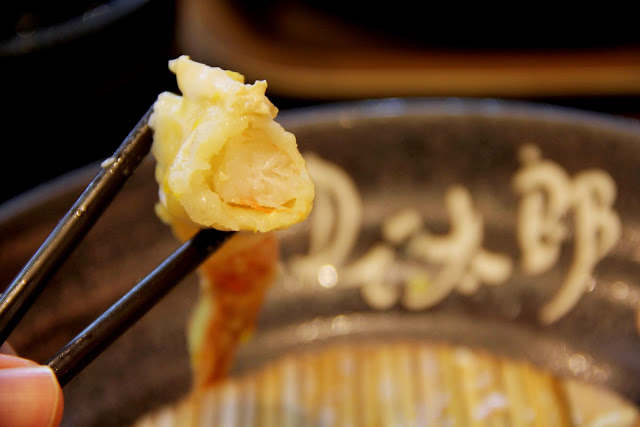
[{"left": 186, "top": 231, "right": 279, "bottom": 389}]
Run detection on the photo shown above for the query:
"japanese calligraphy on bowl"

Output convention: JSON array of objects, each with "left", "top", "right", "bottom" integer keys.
[{"left": 285, "top": 143, "right": 622, "bottom": 327}]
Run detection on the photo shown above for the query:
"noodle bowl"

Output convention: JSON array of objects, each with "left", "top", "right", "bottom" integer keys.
[{"left": 2, "top": 98, "right": 640, "bottom": 425}]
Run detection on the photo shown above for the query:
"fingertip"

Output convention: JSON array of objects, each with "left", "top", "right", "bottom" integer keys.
[
  {"left": 49, "top": 367, "right": 64, "bottom": 427},
  {"left": 42, "top": 366, "right": 64, "bottom": 427},
  {"left": 0, "top": 365, "right": 65, "bottom": 427},
  {"left": 0, "top": 353, "right": 39, "bottom": 369}
]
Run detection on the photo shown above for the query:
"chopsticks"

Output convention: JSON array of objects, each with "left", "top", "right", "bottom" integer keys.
[
  {"left": 0, "top": 107, "right": 154, "bottom": 344},
  {"left": 0, "top": 106, "right": 232, "bottom": 386},
  {"left": 47, "top": 227, "right": 230, "bottom": 386}
]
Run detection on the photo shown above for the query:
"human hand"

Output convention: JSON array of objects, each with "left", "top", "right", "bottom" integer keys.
[{"left": 0, "top": 342, "right": 63, "bottom": 427}]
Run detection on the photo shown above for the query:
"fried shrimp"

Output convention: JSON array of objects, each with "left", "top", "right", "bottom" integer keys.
[{"left": 149, "top": 55, "right": 314, "bottom": 233}]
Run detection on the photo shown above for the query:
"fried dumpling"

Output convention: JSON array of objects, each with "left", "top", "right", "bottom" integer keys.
[{"left": 149, "top": 56, "right": 314, "bottom": 234}]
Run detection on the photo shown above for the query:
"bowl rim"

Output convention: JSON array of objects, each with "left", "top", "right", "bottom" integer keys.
[
  {"left": 2, "top": 96, "right": 640, "bottom": 222},
  {"left": 0, "top": 0, "right": 151, "bottom": 56},
  {"left": 277, "top": 97, "right": 640, "bottom": 136}
]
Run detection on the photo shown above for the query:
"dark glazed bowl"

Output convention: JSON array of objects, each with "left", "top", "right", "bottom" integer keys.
[{"left": 1, "top": 98, "right": 640, "bottom": 426}]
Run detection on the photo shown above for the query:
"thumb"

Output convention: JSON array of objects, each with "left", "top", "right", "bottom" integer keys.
[{"left": 0, "top": 362, "right": 64, "bottom": 427}]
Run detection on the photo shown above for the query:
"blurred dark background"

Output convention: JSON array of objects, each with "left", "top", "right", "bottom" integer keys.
[
  {"left": 2, "top": 0, "right": 640, "bottom": 204},
  {"left": 0, "top": 0, "right": 178, "bottom": 204}
]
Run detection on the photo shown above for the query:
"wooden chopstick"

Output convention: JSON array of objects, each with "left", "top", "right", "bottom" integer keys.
[
  {"left": 47, "top": 228, "right": 231, "bottom": 387},
  {"left": 0, "top": 106, "right": 155, "bottom": 345},
  {"left": 0, "top": 105, "right": 232, "bottom": 385}
]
